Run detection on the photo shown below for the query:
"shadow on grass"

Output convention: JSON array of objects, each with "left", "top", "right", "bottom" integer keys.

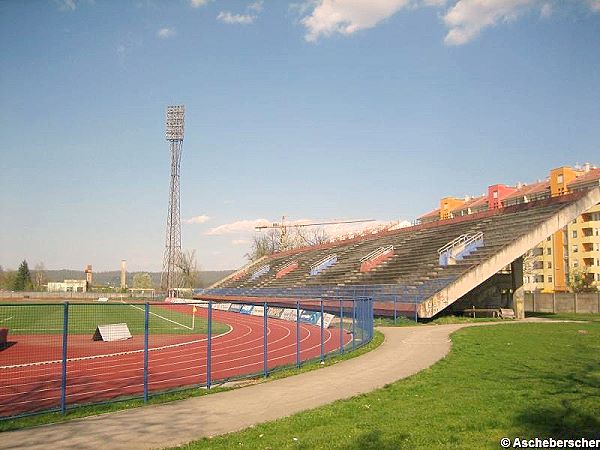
[
  {"left": 517, "top": 402, "right": 600, "bottom": 439},
  {"left": 347, "top": 430, "right": 411, "bottom": 450},
  {"left": 516, "top": 360, "right": 600, "bottom": 439}
]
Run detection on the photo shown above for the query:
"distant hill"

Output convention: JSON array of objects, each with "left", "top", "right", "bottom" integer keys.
[{"left": 45, "top": 270, "right": 234, "bottom": 289}]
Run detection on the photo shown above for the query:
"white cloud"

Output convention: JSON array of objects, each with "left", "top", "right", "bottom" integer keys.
[
  {"left": 248, "top": 0, "right": 264, "bottom": 12},
  {"left": 301, "top": 0, "right": 413, "bottom": 42},
  {"left": 190, "top": 0, "right": 212, "bottom": 7},
  {"left": 184, "top": 215, "right": 211, "bottom": 225},
  {"left": 217, "top": 1, "right": 265, "bottom": 25},
  {"left": 299, "top": 0, "right": 600, "bottom": 46},
  {"left": 206, "top": 217, "right": 412, "bottom": 243},
  {"left": 323, "top": 220, "right": 411, "bottom": 240},
  {"left": 206, "top": 219, "right": 271, "bottom": 235},
  {"left": 217, "top": 11, "right": 255, "bottom": 24},
  {"left": 540, "top": 2, "right": 553, "bottom": 18},
  {"left": 157, "top": 27, "right": 176, "bottom": 38},
  {"left": 58, "top": 0, "right": 77, "bottom": 11},
  {"left": 443, "top": 0, "right": 538, "bottom": 46},
  {"left": 55, "top": 0, "right": 94, "bottom": 11}
]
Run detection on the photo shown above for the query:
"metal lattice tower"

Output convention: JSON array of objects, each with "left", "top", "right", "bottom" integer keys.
[{"left": 161, "top": 105, "right": 185, "bottom": 297}]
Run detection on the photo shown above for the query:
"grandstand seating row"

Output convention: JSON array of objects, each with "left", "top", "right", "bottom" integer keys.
[{"left": 201, "top": 198, "right": 576, "bottom": 311}]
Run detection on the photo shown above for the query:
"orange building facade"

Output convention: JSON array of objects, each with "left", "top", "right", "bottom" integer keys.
[{"left": 419, "top": 164, "right": 600, "bottom": 292}]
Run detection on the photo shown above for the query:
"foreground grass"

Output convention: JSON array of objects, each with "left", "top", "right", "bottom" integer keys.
[
  {"left": 178, "top": 322, "right": 600, "bottom": 450},
  {"left": 527, "top": 312, "right": 600, "bottom": 323},
  {"left": 0, "top": 331, "right": 384, "bottom": 432},
  {"left": 374, "top": 314, "right": 504, "bottom": 328}
]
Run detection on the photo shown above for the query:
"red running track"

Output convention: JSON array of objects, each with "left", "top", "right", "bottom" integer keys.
[{"left": 0, "top": 309, "right": 352, "bottom": 417}]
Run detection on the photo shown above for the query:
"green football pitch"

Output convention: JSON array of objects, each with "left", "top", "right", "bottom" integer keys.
[{"left": 0, "top": 303, "right": 229, "bottom": 336}]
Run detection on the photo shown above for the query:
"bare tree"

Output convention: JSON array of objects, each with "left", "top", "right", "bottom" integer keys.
[
  {"left": 246, "top": 229, "right": 281, "bottom": 261},
  {"left": 33, "top": 262, "right": 47, "bottom": 291},
  {"left": 177, "top": 250, "right": 200, "bottom": 289},
  {"left": 297, "top": 226, "right": 329, "bottom": 246},
  {"left": 246, "top": 226, "right": 330, "bottom": 262}
]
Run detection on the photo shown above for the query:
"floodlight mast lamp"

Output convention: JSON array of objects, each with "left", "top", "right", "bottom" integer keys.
[{"left": 161, "top": 105, "right": 185, "bottom": 298}]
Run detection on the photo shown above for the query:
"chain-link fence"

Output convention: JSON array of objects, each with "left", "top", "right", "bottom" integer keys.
[{"left": 0, "top": 297, "right": 373, "bottom": 419}]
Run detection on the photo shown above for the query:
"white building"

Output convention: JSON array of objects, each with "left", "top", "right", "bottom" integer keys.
[{"left": 47, "top": 279, "right": 87, "bottom": 293}]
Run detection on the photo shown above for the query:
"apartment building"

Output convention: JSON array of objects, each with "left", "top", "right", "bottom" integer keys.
[{"left": 418, "top": 163, "right": 600, "bottom": 292}]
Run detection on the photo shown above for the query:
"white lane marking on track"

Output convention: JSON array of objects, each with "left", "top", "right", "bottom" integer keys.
[
  {"left": 0, "top": 325, "right": 234, "bottom": 370},
  {"left": 0, "top": 310, "right": 352, "bottom": 409},
  {"left": 0, "top": 320, "right": 344, "bottom": 405}
]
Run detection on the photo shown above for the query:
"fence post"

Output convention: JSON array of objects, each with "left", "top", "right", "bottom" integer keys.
[
  {"left": 393, "top": 296, "right": 397, "bottom": 324},
  {"left": 60, "top": 302, "right": 69, "bottom": 414},
  {"left": 207, "top": 300, "right": 212, "bottom": 389},
  {"left": 339, "top": 299, "right": 344, "bottom": 354},
  {"left": 143, "top": 302, "right": 149, "bottom": 403},
  {"left": 574, "top": 293, "right": 578, "bottom": 314},
  {"left": 369, "top": 298, "right": 373, "bottom": 341},
  {"left": 320, "top": 299, "right": 325, "bottom": 363},
  {"left": 352, "top": 298, "right": 356, "bottom": 351},
  {"left": 552, "top": 292, "right": 556, "bottom": 314},
  {"left": 296, "top": 300, "right": 300, "bottom": 368},
  {"left": 532, "top": 291, "right": 536, "bottom": 312},
  {"left": 264, "top": 301, "right": 268, "bottom": 378}
]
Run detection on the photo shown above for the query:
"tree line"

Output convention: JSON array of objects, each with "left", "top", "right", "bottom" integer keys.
[
  {"left": 0, "top": 253, "right": 227, "bottom": 292},
  {"left": 0, "top": 260, "right": 46, "bottom": 291}
]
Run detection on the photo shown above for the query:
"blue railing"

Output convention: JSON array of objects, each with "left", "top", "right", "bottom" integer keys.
[
  {"left": 310, "top": 254, "right": 337, "bottom": 276},
  {"left": 250, "top": 265, "right": 270, "bottom": 281},
  {"left": 439, "top": 232, "right": 484, "bottom": 266}
]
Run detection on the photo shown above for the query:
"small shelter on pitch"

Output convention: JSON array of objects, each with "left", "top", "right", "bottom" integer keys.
[{"left": 93, "top": 323, "right": 132, "bottom": 342}]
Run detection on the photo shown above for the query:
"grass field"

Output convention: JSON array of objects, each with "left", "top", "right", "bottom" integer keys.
[
  {"left": 373, "top": 314, "right": 504, "bottom": 327},
  {"left": 527, "top": 312, "right": 600, "bottom": 323},
  {"left": 176, "top": 321, "right": 600, "bottom": 449},
  {"left": 0, "top": 303, "right": 229, "bottom": 335}
]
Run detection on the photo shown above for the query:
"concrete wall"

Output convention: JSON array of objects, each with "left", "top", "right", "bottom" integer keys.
[
  {"left": 524, "top": 292, "right": 600, "bottom": 313},
  {"left": 450, "top": 273, "right": 514, "bottom": 311}
]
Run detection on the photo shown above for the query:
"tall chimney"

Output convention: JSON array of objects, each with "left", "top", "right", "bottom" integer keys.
[
  {"left": 120, "top": 260, "right": 127, "bottom": 289},
  {"left": 85, "top": 264, "right": 93, "bottom": 288}
]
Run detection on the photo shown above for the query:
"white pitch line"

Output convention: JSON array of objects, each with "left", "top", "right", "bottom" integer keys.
[
  {"left": 0, "top": 325, "right": 233, "bottom": 370},
  {"left": 122, "top": 301, "right": 194, "bottom": 330}
]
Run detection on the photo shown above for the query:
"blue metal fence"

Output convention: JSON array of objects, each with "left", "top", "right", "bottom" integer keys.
[{"left": 0, "top": 297, "right": 374, "bottom": 419}]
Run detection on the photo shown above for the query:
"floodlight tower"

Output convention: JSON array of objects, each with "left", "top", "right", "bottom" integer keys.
[{"left": 161, "top": 105, "right": 185, "bottom": 297}]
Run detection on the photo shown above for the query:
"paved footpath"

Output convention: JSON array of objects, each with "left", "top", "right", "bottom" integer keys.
[{"left": 0, "top": 321, "right": 543, "bottom": 450}]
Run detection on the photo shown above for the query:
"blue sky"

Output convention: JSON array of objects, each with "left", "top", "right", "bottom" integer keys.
[{"left": 1, "top": 0, "right": 599, "bottom": 272}]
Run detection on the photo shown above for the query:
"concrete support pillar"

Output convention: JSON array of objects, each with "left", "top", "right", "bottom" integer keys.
[{"left": 512, "top": 286, "right": 525, "bottom": 319}]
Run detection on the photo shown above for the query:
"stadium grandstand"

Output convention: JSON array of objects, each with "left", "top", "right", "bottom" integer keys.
[{"left": 196, "top": 164, "right": 600, "bottom": 319}]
